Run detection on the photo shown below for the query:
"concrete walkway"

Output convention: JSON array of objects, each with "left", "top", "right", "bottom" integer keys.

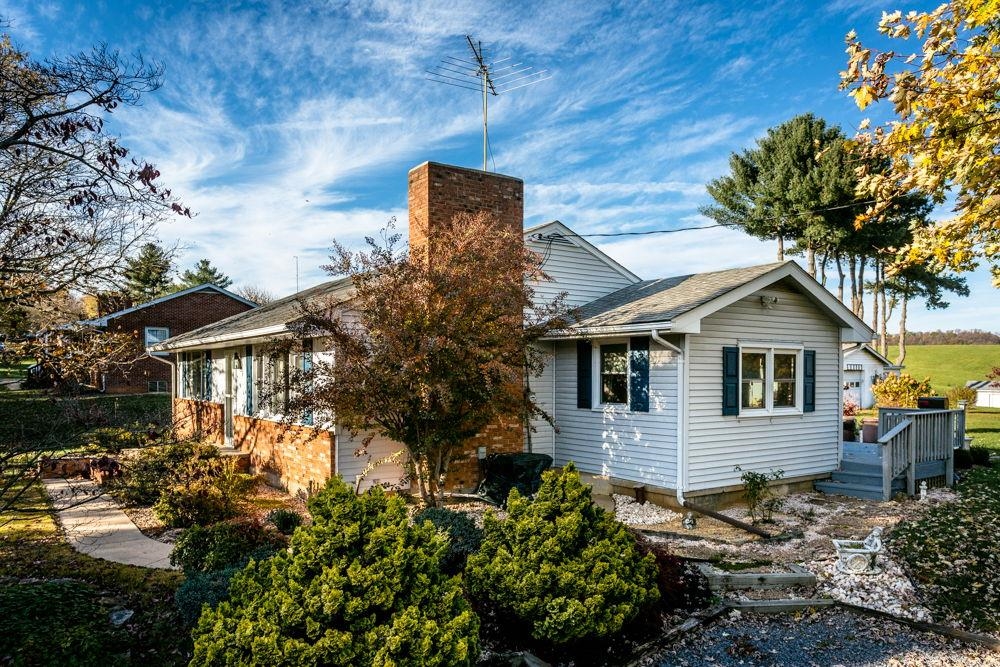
[{"left": 42, "top": 477, "right": 175, "bottom": 569}]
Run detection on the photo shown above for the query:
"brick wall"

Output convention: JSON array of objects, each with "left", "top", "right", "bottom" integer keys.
[
  {"left": 173, "top": 398, "right": 224, "bottom": 444},
  {"left": 103, "top": 290, "right": 254, "bottom": 394},
  {"left": 408, "top": 162, "right": 527, "bottom": 490},
  {"left": 233, "top": 415, "right": 335, "bottom": 497}
]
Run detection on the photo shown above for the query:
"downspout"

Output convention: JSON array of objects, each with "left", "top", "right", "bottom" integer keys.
[
  {"left": 650, "top": 329, "right": 686, "bottom": 507},
  {"left": 148, "top": 352, "right": 177, "bottom": 401}
]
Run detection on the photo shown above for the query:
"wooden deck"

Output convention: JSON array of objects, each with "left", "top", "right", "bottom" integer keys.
[{"left": 815, "top": 409, "right": 964, "bottom": 500}]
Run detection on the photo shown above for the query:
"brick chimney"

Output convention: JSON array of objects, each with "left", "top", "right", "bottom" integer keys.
[
  {"left": 406, "top": 161, "right": 527, "bottom": 490},
  {"left": 407, "top": 162, "right": 523, "bottom": 258}
]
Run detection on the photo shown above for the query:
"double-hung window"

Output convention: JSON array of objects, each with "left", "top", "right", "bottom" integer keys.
[
  {"left": 739, "top": 346, "right": 802, "bottom": 414},
  {"left": 577, "top": 338, "right": 650, "bottom": 412},
  {"left": 599, "top": 343, "right": 629, "bottom": 405},
  {"left": 145, "top": 327, "right": 170, "bottom": 355}
]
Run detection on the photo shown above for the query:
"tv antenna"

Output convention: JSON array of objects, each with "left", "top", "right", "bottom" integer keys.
[{"left": 427, "top": 35, "right": 549, "bottom": 171}]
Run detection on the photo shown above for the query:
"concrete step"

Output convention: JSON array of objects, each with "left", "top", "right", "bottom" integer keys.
[{"left": 814, "top": 480, "right": 887, "bottom": 501}]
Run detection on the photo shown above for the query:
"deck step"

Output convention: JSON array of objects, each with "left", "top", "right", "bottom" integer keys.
[
  {"left": 838, "top": 458, "right": 883, "bottom": 474},
  {"left": 830, "top": 469, "right": 884, "bottom": 486},
  {"left": 813, "top": 480, "right": 888, "bottom": 500}
]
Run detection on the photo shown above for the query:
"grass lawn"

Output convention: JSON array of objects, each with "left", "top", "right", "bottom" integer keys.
[
  {"left": 0, "top": 481, "right": 188, "bottom": 666},
  {"left": 901, "top": 344, "right": 999, "bottom": 393},
  {"left": 0, "top": 357, "right": 32, "bottom": 380},
  {"left": 966, "top": 407, "right": 1000, "bottom": 451},
  {"left": 890, "top": 464, "right": 1000, "bottom": 632}
]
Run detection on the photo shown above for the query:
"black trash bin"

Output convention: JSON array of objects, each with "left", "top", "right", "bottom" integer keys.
[{"left": 477, "top": 452, "right": 553, "bottom": 505}]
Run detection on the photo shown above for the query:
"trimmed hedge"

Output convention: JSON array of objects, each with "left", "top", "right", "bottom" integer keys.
[
  {"left": 465, "top": 463, "right": 659, "bottom": 644},
  {"left": 190, "top": 477, "right": 480, "bottom": 666}
]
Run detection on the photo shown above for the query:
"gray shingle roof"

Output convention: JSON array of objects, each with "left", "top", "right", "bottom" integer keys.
[
  {"left": 571, "top": 262, "right": 788, "bottom": 329},
  {"left": 157, "top": 277, "right": 353, "bottom": 349}
]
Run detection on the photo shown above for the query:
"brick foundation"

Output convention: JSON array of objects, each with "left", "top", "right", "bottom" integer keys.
[
  {"left": 233, "top": 414, "right": 335, "bottom": 497},
  {"left": 173, "top": 398, "right": 224, "bottom": 444}
]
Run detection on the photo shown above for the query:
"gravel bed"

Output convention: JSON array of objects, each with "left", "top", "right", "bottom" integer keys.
[
  {"left": 614, "top": 494, "right": 682, "bottom": 525},
  {"left": 803, "top": 554, "right": 934, "bottom": 622},
  {"left": 648, "top": 607, "right": 1000, "bottom": 666}
]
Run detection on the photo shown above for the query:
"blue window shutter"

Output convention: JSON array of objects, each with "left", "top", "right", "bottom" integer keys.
[
  {"left": 803, "top": 349, "right": 816, "bottom": 413},
  {"left": 302, "top": 339, "right": 313, "bottom": 426},
  {"left": 629, "top": 336, "right": 650, "bottom": 412},
  {"left": 576, "top": 340, "right": 592, "bottom": 409},
  {"left": 245, "top": 345, "right": 253, "bottom": 415},
  {"left": 180, "top": 352, "right": 188, "bottom": 398},
  {"left": 203, "top": 350, "right": 212, "bottom": 401},
  {"left": 722, "top": 346, "right": 739, "bottom": 416}
]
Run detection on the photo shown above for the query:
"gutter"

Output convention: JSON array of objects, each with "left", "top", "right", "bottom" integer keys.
[
  {"left": 649, "top": 329, "right": 686, "bottom": 507},
  {"left": 542, "top": 321, "right": 674, "bottom": 341}
]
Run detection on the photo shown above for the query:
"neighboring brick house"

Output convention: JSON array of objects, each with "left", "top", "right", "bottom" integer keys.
[{"left": 82, "top": 284, "right": 257, "bottom": 394}]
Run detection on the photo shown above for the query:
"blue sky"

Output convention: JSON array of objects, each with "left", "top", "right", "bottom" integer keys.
[{"left": 4, "top": 0, "right": 996, "bottom": 332}]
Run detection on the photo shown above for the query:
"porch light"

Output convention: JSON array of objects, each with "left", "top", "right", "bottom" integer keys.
[{"left": 233, "top": 352, "right": 242, "bottom": 369}]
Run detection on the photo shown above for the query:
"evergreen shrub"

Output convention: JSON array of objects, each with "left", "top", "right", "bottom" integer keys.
[
  {"left": 170, "top": 517, "right": 286, "bottom": 573},
  {"left": 154, "top": 456, "right": 255, "bottom": 528},
  {"left": 174, "top": 567, "right": 241, "bottom": 626},
  {"left": 112, "top": 441, "right": 217, "bottom": 506},
  {"left": 414, "top": 506, "right": 482, "bottom": 574},
  {"left": 190, "top": 476, "right": 480, "bottom": 666},
  {"left": 464, "top": 463, "right": 659, "bottom": 644},
  {"left": 266, "top": 507, "right": 303, "bottom": 535}
]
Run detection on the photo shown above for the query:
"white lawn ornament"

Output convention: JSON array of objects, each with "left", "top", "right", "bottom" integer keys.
[
  {"left": 832, "top": 527, "right": 883, "bottom": 575},
  {"left": 919, "top": 481, "right": 928, "bottom": 502}
]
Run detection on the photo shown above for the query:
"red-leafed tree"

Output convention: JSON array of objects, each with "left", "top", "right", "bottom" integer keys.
[{"left": 285, "top": 214, "right": 571, "bottom": 506}]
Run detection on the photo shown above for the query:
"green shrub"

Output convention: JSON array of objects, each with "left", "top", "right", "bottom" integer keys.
[
  {"left": 153, "top": 456, "right": 256, "bottom": 528},
  {"left": 0, "top": 581, "right": 128, "bottom": 666},
  {"left": 415, "top": 506, "right": 483, "bottom": 575},
  {"left": 112, "top": 441, "right": 218, "bottom": 506},
  {"left": 735, "top": 466, "right": 784, "bottom": 523},
  {"left": 266, "top": 507, "right": 303, "bottom": 535},
  {"left": 872, "top": 373, "right": 933, "bottom": 408},
  {"left": 174, "top": 567, "right": 242, "bottom": 626},
  {"left": 465, "top": 463, "right": 659, "bottom": 645},
  {"left": 170, "top": 517, "right": 286, "bottom": 573},
  {"left": 971, "top": 446, "right": 993, "bottom": 467},
  {"left": 191, "top": 476, "right": 480, "bottom": 666},
  {"left": 955, "top": 448, "right": 974, "bottom": 469}
]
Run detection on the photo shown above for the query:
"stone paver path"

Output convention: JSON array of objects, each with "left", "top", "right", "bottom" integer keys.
[{"left": 42, "top": 477, "right": 175, "bottom": 569}]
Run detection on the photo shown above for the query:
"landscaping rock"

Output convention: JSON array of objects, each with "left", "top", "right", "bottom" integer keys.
[{"left": 614, "top": 494, "right": 681, "bottom": 526}]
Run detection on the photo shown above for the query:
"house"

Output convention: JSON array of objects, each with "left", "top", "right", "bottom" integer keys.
[
  {"left": 842, "top": 343, "right": 902, "bottom": 408},
  {"left": 81, "top": 284, "right": 257, "bottom": 394},
  {"left": 151, "top": 161, "right": 874, "bottom": 507},
  {"left": 968, "top": 380, "right": 1000, "bottom": 408}
]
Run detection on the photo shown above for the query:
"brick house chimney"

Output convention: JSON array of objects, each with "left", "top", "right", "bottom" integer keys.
[
  {"left": 407, "top": 161, "right": 523, "bottom": 258},
  {"left": 406, "top": 161, "right": 527, "bottom": 489}
]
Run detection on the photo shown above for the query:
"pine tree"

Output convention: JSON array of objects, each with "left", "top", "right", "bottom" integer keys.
[
  {"left": 177, "top": 259, "right": 232, "bottom": 290},
  {"left": 123, "top": 243, "right": 174, "bottom": 302}
]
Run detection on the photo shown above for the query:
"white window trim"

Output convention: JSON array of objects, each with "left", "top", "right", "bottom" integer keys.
[
  {"left": 591, "top": 338, "right": 631, "bottom": 410},
  {"left": 738, "top": 345, "right": 803, "bottom": 417},
  {"left": 144, "top": 326, "right": 170, "bottom": 356}
]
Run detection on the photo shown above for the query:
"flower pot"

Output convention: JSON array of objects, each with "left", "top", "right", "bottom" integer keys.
[
  {"left": 842, "top": 417, "right": 857, "bottom": 442},
  {"left": 861, "top": 418, "right": 879, "bottom": 443}
]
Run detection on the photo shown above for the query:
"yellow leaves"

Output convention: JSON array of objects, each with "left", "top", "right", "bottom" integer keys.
[{"left": 852, "top": 85, "right": 876, "bottom": 109}]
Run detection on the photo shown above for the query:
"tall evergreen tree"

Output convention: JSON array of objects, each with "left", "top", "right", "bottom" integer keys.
[
  {"left": 123, "top": 243, "right": 174, "bottom": 302},
  {"left": 177, "top": 258, "right": 232, "bottom": 290},
  {"left": 700, "top": 113, "right": 857, "bottom": 274}
]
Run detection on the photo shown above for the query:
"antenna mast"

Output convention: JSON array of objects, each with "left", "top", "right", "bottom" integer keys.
[{"left": 427, "top": 35, "right": 549, "bottom": 171}]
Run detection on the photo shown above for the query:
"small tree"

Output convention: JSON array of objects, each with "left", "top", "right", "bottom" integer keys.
[
  {"left": 287, "top": 214, "right": 569, "bottom": 506},
  {"left": 190, "top": 477, "right": 480, "bottom": 666},
  {"left": 177, "top": 258, "right": 232, "bottom": 290}
]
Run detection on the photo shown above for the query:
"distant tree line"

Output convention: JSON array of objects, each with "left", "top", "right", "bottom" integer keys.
[{"left": 884, "top": 330, "right": 1000, "bottom": 346}]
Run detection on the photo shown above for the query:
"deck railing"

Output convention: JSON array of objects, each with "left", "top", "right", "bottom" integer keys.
[{"left": 876, "top": 408, "right": 963, "bottom": 500}]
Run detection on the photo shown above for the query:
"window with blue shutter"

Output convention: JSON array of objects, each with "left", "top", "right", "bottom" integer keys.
[
  {"left": 576, "top": 340, "right": 592, "bottom": 409},
  {"left": 803, "top": 349, "right": 816, "bottom": 413},
  {"left": 302, "top": 339, "right": 314, "bottom": 426},
  {"left": 629, "top": 336, "right": 650, "bottom": 412},
  {"left": 722, "top": 346, "right": 739, "bottom": 416},
  {"left": 245, "top": 345, "right": 253, "bottom": 415},
  {"left": 202, "top": 350, "right": 212, "bottom": 401}
]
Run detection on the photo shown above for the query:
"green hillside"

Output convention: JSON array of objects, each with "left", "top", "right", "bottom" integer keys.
[{"left": 900, "top": 344, "right": 999, "bottom": 393}]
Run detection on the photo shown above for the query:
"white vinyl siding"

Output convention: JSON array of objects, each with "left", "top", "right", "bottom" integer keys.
[
  {"left": 528, "top": 342, "right": 555, "bottom": 457},
  {"left": 551, "top": 339, "right": 679, "bottom": 488},
  {"left": 335, "top": 429, "right": 408, "bottom": 492},
  {"left": 686, "top": 284, "right": 841, "bottom": 491},
  {"left": 526, "top": 233, "right": 638, "bottom": 308}
]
